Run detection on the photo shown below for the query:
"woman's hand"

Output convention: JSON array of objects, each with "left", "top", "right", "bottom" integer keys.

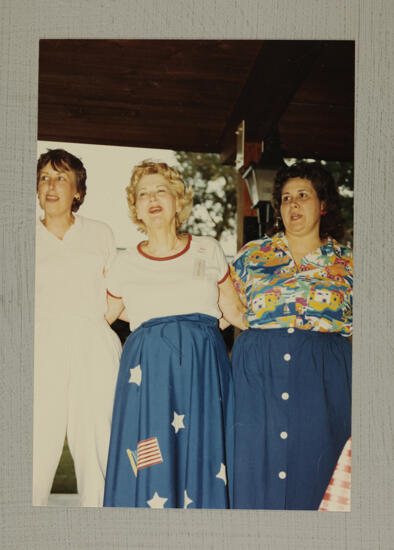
[
  {"left": 219, "top": 317, "right": 231, "bottom": 330},
  {"left": 105, "top": 293, "right": 126, "bottom": 325},
  {"left": 218, "top": 276, "right": 248, "bottom": 331}
]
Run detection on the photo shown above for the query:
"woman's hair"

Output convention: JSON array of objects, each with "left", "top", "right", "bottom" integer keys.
[
  {"left": 126, "top": 160, "right": 193, "bottom": 233},
  {"left": 37, "top": 149, "right": 87, "bottom": 212},
  {"left": 269, "top": 161, "right": 346, "bottom": 241}
]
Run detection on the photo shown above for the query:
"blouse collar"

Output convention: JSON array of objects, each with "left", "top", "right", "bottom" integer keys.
[{"left": 271, "top": 231, "right": 336, "bottom": 262}]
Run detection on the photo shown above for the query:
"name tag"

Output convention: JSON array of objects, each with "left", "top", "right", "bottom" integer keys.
[{"left": 193, "top": 258, "right": 206, "bottom": 279}]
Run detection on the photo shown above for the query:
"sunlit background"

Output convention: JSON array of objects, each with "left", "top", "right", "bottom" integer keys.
[{"left": 37, "top": 141, "right": 238, "bottom": 256}]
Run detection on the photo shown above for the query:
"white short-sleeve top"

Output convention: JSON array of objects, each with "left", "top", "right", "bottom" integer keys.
[
  {"left": 35, "top": 215, "right": 117, "bottom": 324},
  {"left": 106, "top": 234, "right": 229, "bottom": 331}
]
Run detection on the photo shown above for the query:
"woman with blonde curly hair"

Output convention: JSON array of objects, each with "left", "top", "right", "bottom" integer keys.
[{"left": 103, "top": 160, "right": 246, "bottom": 509}]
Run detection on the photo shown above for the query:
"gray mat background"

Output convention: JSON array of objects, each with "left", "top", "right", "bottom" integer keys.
[{"left": 1, "top": 0, "right": 393, "bottom": 548}]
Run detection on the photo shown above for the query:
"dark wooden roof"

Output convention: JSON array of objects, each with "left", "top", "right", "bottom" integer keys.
[{"left": 38, "top": 39, "right": 354, "bottom": 161}]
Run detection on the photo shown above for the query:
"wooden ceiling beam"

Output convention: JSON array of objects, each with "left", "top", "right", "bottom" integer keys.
[
  {"left": 37, "top": 40, "right": 354, "bottom": 161},
  {"left": 219, "top": 41, "right": 325, "bottom": 163},
  {"left": 37, "top": 39, "right": 261, "bottom": 152}
]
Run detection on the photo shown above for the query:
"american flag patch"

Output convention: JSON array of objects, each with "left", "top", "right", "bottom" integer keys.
[{"left": 126, "top": 437, "right": 163, "bottom": 477}]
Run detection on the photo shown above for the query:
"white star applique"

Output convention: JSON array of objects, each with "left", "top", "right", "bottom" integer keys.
[
  {"left": 171, "top": 411, "right": 185, "bottom": 434},
  {"left": 147, "top": 491, "right": 168, "bottom": 509},
  {"left": 183, "top": 490, "right": 193, "bottom": 509},
  {"left": 128, "top": 364, "right": 142, "bottom": 386},
  {"left": 216, "top": 463, "right": 227, "bottom": 485}
]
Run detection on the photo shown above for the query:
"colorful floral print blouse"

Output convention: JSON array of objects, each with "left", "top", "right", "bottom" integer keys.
[{"left": 231, "top": 232, "right": 353, "bottom": 337}]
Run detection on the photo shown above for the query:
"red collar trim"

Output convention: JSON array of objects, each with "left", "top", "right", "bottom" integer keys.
[{"left": 137, "top": 234, "right": 192, "bottom": 261}]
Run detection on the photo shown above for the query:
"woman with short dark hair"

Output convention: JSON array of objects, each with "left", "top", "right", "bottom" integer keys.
[
  {"left": 231, "top": 161, "right": 352, "bottom": 510},
  {"left": 33, "top": 148, "right": 121, "bottom": 507},
  {"left": 270, "top": 161, "right": 346, "bottom": 241}
]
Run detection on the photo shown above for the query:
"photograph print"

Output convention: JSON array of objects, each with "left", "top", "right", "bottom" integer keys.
[{"left": 34, "top": 39, "right": 354, "bottom": 511}]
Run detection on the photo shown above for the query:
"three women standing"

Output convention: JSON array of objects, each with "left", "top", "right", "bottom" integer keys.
[{"left": 34, "top": 151, "right": 352, "bottom": 511}]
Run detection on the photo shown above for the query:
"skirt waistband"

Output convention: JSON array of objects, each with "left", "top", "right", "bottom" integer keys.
[
  {"left": 138, "top": 313, "right": 218, "bottom": 330},
  {"left": 235, "top": 326, "right": 351, "bottom": 360},
  {"left": 127, "top": 314, "right": 219, "bottom": 368},
  {"left": 242, "top": 326, "right": 349, "bottom": 343}
]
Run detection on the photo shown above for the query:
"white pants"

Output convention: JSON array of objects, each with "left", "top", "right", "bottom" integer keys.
[{"left": 33, "top": 318, "right": 121, "bottom": 507}]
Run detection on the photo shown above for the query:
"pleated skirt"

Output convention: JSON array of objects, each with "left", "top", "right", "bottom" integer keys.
[
  {"left": 231, "top": 327, "right": 351, "bottom": 510},
  {"left": 104, "top": 314, "right": 234, "bottom": 509}
]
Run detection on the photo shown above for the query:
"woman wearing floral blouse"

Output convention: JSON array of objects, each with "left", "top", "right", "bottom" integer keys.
[{"left": 230, "top": 161, "right": 352, "bottom": 510}]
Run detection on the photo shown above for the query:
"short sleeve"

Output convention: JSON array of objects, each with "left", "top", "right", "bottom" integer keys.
[
  {"left": 334, "top": 242, "right": 353, "bottom": 333},
  {"left": 230, "top": 242, "right": 256, "bottom": 301},
  {"left": 105, "top": 253, "right": 124, "bottom": 299},
  {"left": 211, "top": 238, "right": 230, "bottom": 284}
]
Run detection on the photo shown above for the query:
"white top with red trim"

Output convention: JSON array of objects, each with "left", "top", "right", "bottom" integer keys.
[
  {"left": 35, "top": 215, "right": 117, "bottom": 324},
  {"left": 107, "top": 234, "right": 229, "bottom": 331}
]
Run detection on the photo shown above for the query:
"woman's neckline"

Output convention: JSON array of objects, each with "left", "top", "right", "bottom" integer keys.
[
  {"left": 277, "top": 232, "right": 331, "bottom": 271},
  {"left": 39, "top": 214, "right": 79, "bottom": 241},
  {"left": 137, "top": 233, "right": 192, "bottom": 261},
  {"left": 279, "top": 232, "right": 331, "bottom": 256}
]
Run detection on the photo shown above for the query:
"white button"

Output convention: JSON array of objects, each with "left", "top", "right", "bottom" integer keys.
[
  {"left": 287, "top": 327, "right": 294, "bottom": 334},
  {"left": 284, "top": 353, "right": 291, "bottom": 361},
  {"left": 278, "top": 471, "right": 287, "bottom": 479},
  {"left": 281, "top": 392, "right": 289, "bottom": 400},
  {"left": 280, "top": 431, "right": 288, "bottom": 439}
]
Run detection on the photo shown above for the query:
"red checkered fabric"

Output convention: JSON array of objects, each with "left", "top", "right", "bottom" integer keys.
[{"left": 319, "top": 438, "right": 351, "bottom": 512}]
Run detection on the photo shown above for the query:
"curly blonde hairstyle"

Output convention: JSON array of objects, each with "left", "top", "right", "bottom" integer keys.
[{"left": 126, "top": 160, "right": 193, "bottom": 233}]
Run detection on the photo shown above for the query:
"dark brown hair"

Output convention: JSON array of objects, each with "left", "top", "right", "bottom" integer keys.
[
  {"left": 37, "top": 149, "right": 87, "bottom": 212},
  {"left": 269, "top": 161, "right": 345, "bottom": 241}
]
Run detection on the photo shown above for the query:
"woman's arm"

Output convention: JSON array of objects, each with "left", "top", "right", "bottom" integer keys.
[
  {"left": 105, "top": 293, "right": 125, "bottom": 325},
  {"left": 118, "top": 307, "right": 129, "bottom": 323},
  {"left": 218, "top": 276, "right": 248, "bottom": 331}
]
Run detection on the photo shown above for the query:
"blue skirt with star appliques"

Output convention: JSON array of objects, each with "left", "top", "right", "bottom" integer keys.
[{"left": 103, "top": 314, "right": 234, "bottom": 509}]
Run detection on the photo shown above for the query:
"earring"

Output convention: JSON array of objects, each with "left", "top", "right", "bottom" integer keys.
[
  {"left": 321, "top": 209, "right": 327, "bottom": 216},
  {"left": 274, "top": 216, "right": 281, "bottom": 229}
]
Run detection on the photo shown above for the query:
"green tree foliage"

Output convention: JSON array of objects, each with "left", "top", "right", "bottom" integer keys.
[
  {"left": 174, "top": 151, "right": 237, "bottom": 242},
  {"left": 313, "top": 160, "right": 353, "bottom": 247},
  {"left": 323, "top": 161, "right": 354, "bottom": 233}
]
